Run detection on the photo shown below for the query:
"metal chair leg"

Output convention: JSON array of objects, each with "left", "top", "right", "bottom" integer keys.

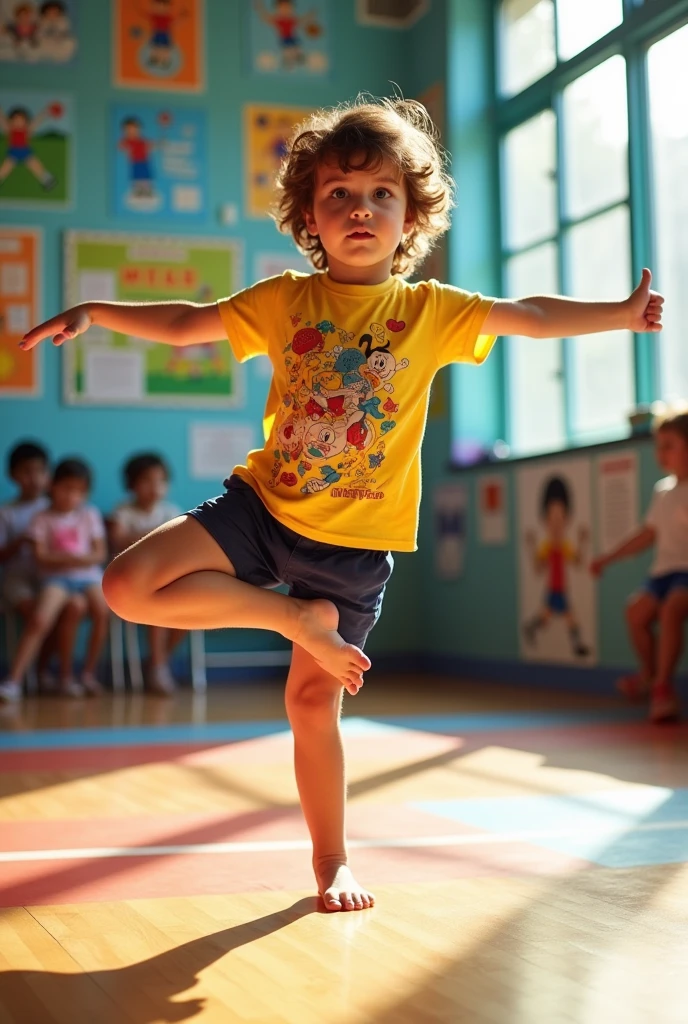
[
  {"left": 110, "top": 615, "right": 125, "bottom": 693},
  {"left": 190, "top": 630, "right": 207, "bottom": 693},
  {"left": 124, "top": 621, "right": 144, "bottom": 693}
]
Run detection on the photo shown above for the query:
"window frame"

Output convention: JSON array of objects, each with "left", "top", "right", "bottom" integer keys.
[{"left": 493, "top": 0, "right": 688, "bottom": 455}]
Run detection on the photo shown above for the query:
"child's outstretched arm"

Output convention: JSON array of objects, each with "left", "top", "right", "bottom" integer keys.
[
  {"left": 19, "top": 300, "right": 223, "bottom": 351},
  {"left": 483, "top": 269, "right": 663, "bottom": 339},
  {"left": 590, "top": 525, "right": 656, "bottom": 577}
]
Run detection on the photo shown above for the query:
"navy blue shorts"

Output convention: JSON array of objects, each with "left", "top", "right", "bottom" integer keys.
[
  {"left": 188, "top": 475, "right": 394, "bottom": 649},
  {"left": 644, "top": 572, "right": 688, "bottom": 602},
  {"left": 546, "top": 590, "right": 568, "bottom": 614}
]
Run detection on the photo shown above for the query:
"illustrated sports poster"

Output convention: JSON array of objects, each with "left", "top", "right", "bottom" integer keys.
[
  {"left": 112, "top": 103, "right": 208, "bottom": 221},
  {"left": 247, "top": 0, "right": 330, "bottom": 77},
  {"left": 0, "top": 0, "right": 78, "bottom": 64},
  {"left": 113, "top": 0, "right": 205, "bottom": 92},
  {"left": 245, "top": 104, "right": 312, "bottom": 218},
  {"left": 0, "top": 90, "right": 73, "bottom": 207},
  {"left": 0, "top": 226, "right": 41, "bottom": 397},
  {"left": 64, "top": 232, "right": 242, "bottom": 407},
  {"left": 517, "top": 456, "right": 597, "bottom": 665}
]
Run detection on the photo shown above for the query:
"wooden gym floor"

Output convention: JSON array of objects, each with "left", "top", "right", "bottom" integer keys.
[{"left": 0, "top": 676, "right": 686, "bottom": 1024}]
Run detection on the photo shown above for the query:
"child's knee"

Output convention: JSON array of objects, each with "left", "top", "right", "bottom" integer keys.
[
  {"left": 286, "top": 674, "right": 341, "bottom": 724},
  {"left": 102, "top": 557, "right": 140, "bottom": 616}
]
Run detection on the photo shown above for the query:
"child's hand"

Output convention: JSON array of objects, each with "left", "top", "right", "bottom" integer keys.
[
  {"left": 20, "top": 305, "right": 92, "bottom": 351},
  {"left": 590, "top": 556, "right": 608, "bottom": 577},
  {"left": 623, "top": 269, "right": 664, "bottom": 333}
]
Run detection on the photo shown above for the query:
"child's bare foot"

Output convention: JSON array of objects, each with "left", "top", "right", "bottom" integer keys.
[
  {"left": 316, "top": 860, "right": 375, "bottom": 912},
  {"left": 617, "top": 673, "right": 651, "bottom": 701},
  {"left": 292, "top": 598, "right": 370, "bottom": 694}
]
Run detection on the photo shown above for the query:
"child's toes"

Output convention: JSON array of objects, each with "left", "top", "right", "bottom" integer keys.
[{"left": 322, "top": 890, "right": 342, "bottom": 911}]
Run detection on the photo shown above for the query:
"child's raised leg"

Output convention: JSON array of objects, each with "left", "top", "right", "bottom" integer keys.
[
  {"left": 102, "top": 516, "right": 369, "bottom": 693},
  {"left": 620, "top": 592, "right": 658, "bottom": 699},
  {"left": 285, "top": 643, "right": 374, "bottom": 912}
]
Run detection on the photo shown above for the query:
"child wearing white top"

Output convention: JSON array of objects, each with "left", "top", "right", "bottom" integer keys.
[
  {"left": 0, "top": 458, "right": 109, "bottom": 701},
  {"left": 110, "top": 453, "right": 184, "bottom": 695},
  {"left": 592, "top": 410, "right": 688, "bottom": 723}
]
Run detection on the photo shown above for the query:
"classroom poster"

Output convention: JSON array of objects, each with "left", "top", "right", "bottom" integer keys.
[
  {"left": 189, "top": 422, "right": 256, "bottom": 480},
  {"left": 113, "top": 0, "right": 205, "bottom": 92},
  {"left": 63, "top": 231, "right": 242, "bottom": 408},
  {"left": 415, "top": 82, "right": 447, "bottom": 283},
  {"left": 112, "top": 103, "right": 208, "bottom": 221},
  {"left": 246, "top": 0, "right": 330, "bottom": 76},
  {"left": 254, "top": 250, "right": 311, "bottom": 283},
  {"left": 0, "top": 0, "right": 78, "bottom": 63},
  {"left": 434, "top": 482, "right": 468, "bottom": 580},
  {"left": 0, "top": 226, "right": 41, "bottom": 397},
  {"left": 517, "top": 457, "right": 597, "bottom": 665},
  {"left": 0, "top": 90, "right": 73, "bottom": 207},
  {"left": 477, "top": 473, "right": 508, "bottom": 545},
  {"left": 245, "top": 104, "right": 313, "bottom": 218}
]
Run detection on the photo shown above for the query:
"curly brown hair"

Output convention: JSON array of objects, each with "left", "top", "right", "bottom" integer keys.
[
  {"left": 273, "top": 96, "right": 455, "bottom": 277},
  {"left": 655, "top": 406, "right": 688, "bottom": 444}
]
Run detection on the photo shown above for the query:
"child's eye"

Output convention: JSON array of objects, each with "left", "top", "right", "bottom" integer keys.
[
  {"left": 331, "top": 188, "right": 348, "bottom": 199},
  {"left": 374, "top": 188, "right": 391, "bottom": 199}
]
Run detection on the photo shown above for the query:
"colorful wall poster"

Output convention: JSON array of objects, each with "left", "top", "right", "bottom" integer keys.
[
  {"left": 596, "top": 450, "right": 639, "bottom": 555},
  {"left": 254, "top": 250, "right": 311, "bottom": 283},
  {"left": 0, "top": 90, "right": 73, "bottom": 207},
  {"left": 0, "top": 226, "right": 41, "bottom": 397},
  {"left": 245, "top": 104, "right": 313, "bottom": 218},
  {"left": 434, "top": 482, "right": 467, "bottom": 580},
  {"left": 518, "top": 457, "right": 597, "bottom": 665},
  {"left": 477, "top": 473, "right": 508, "bottom": 545},
  {"left": 247, "top": 1, "right": 330, "bottom": 77},
  {"left": 189, "top": 422, "right": 256, "bottom": 480},
  {"left": 112, "top": 103, "right": 208, "bottom": 221},
  {"left": 113, "top": 0, "right": 205, "bottom": 93},
  {"left": 0, "top": 0, "right": 78, "bottom": 63},
  {"left": 63, "top": 231, "right": 242, "bottom": 408}
]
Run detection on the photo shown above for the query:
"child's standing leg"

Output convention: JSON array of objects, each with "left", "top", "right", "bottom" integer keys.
[
  {"left": 285, "top": 644, "right": 373, "bottom": 911},
  {"left": 619, "top": 592, "right": 658, "bottom": 698},
  {"left": 0, "top": 584, "right": 72, "bottom": 701},
  {"left": 146, "top": 625, "right": 184, "bottom": 695},
  {"left": 80, "top": 584, "right": 110, "bottom": 695},
  {"left": 650, "top": 589, "right": 688, "bottom": 721},
  {"left": 55, "top": 594, "right": 87, "bottom": 694}
]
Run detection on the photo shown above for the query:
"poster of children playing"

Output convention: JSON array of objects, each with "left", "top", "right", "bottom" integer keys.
[
  {"left": 517, "top": 457, "right": 597, "bottom": 665},
  {"left": 63, "top": 231, "right": 242, "bottom": 407},
  {"left": 113, "top": 0, "right": 204, "bottom": 92},
  {"left": 112, "top": 103, "right": 208, "bottom": 221},
  {"left": 247, "top": 0, "right": 330, "bottom": 76},
  {"left": 0, "top": 0, "right": 77, "bottom": 63},
  {"left": 0, "top": 90, "right": 72, "bottom": 206}
]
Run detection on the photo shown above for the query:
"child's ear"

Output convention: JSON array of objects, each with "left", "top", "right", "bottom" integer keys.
[
  {"left": 303, "top": 208, "right": 318, "bottom": 236},
  {"left": 403, "top": 208, "right": 416, "bottom": 234}
]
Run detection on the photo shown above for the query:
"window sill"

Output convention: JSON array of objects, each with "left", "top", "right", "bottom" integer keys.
[{"left": 447, "top": 430, "right": 653, "bottom": 473}]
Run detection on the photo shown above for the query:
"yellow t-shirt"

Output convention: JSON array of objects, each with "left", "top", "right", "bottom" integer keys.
[{"left": 218, "top": 270, "right": 495, "bottom": 552}]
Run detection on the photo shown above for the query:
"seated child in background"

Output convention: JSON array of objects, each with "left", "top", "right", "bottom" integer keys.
[
  {"left": 0, "top": 457, "right": 109, "bottom": 702},
  {"left": 109, "top": 453, "right": 183, "bottom": 695},
  {"left": 0, "top": 441, "right": 86, "bottom": 694},
  {"left": 592, "top": 409, "right": 688, "bottom": 723}
]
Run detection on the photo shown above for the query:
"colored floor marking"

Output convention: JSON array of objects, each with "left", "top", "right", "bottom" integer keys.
[
  {"left": 0, "top": 709, "right": 646, "bottom": 751},
  {"left": 415, "top": 787, "right": 688, "bottom": 868}
]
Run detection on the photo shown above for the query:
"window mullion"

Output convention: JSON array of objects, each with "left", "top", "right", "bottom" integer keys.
[{"left": 553, "top": 88, "right": 571, "bottom": 445}]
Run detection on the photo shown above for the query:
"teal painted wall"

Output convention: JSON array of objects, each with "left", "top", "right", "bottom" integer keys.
[{"left": 0, "top": 0, "right": 423, "bottom": 661}]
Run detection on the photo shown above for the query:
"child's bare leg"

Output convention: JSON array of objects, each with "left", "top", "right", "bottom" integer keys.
[
  {"left": 625, "top": 592, "right": 658, "bottom": 682},
  {"left": 148, "top": 625, "right": 168, "bottom": 668},
  {"left": 7, "top": 586, "right": 70, "bottom": 681},
  {"left": 102, "top": 516, "right": 369, "bottom": 692},
  {"left": 654, "top": 590, "right": 688, "bottom": 688},
  {"left": 285, "top": 643, "right": 374, "bottom": 912},
  {"left": 165, "top": 628, "right": 186, "bottom": 658},
  {"left": 56, "top": 594, "right": 87, "bottom": 679},
  {"left": 82, "top": 585, "right": 110, "bottom": 676}
]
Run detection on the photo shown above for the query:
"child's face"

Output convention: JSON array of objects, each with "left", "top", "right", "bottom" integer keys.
[
  {"left": 133, "top": 465, "right": 168, "bottom": 506},
  {"left": 12, "top": 458, "right": 49, "bottom": 500},
  {"left": 9, "top": 112, "right": 28, "bottom": 130},
  {"left": 655, "top": 428, "right": 688, "bottom": 476},
  {"left": 51, "top": 477, "right": 88, "bottom": 513},
  {"left": 124, "top": 121, "right": 141, "bottom": 138},
  {"left": 305, "top": 155, "right": 414, "bottom": 281},
  {"left": 544, "top": 500, "right": 568, "bottom": 543}
]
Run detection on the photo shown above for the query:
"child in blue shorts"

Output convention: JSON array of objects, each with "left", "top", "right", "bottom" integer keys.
[
  {"left": 593, "top": 410, "right": 688, "bottom": 723},
  {"left": 21, "top": 96, "right": 664, "bottom": 909}
]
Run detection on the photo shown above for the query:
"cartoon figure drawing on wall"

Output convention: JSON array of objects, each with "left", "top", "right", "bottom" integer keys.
[
  {"left": 134, "top": 0, "right": 187, "bottom": 74},
  {"left": 522, "top": 476, "right": 591, "bottom": 658},
  {"left": 0, "top": 102, "right": 59, "bottom": 191},
  {"left": 0, "top": 1, "right": 77, "bottom": 63},
  {"left": 268, "top": 316, "right": 407, "bottom": 496},
  {"left": 253, "top": 0, "right": 326, "bottom": 73},
  {"left": 118, "top": 115, "right": 159, "bottom": 210}
]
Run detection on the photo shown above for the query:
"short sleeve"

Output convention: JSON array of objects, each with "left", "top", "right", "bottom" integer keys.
[
  {"left": 216, "top": 275, "right": 285, "bottom": 363},
  {"left": 433, "top": 281, "right": 496, "bottom": 369},
  {"left": 86, "top": 506, "right": 106, "bottom": 540},
  {"left": 645, "top": 487, "right": 662, "bottom": 529}
]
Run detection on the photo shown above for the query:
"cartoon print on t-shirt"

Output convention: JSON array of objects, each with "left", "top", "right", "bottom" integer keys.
[{"left": 268, "top": 312, "right": 409, "bottom": 498}]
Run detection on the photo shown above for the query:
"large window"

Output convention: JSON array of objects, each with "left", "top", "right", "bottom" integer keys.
[{"left": 496, "top": 0, "right": 688, "bottom": 457}]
